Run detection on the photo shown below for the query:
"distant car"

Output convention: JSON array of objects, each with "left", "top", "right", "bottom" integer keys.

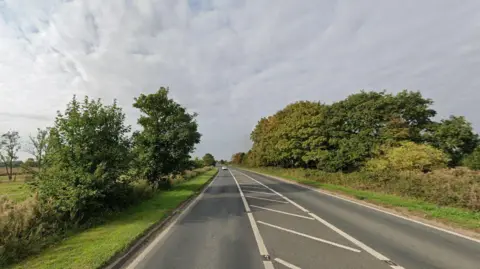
[{"left": 222, "top": 166, "right": 228, "bottom": 170}]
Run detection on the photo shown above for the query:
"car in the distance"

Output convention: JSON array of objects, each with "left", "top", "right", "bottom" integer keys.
[{"left": 222, "top": 166, "right": 228, "bottom": 170}]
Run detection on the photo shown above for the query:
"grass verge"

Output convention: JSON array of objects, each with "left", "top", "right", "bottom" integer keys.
[
  {"left": 11, "top": 168, "right": 218, "bottom": 269},
  {"left": 244, "top": 166, "right": 480, "bottom": 232}
]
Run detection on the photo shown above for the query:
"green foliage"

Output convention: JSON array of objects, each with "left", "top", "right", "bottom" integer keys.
[
  {"left": 365, "top": 142, "right": 449, "bottom": 172},
  {"left": 202, "top": 153, "right": 215, "bottom": 166},
  {"left": 132, "top": 87, "right": 201, "bottom": 189},
  {"left": 463, "top": 147, "right": 480, "bottom": 170},
  {"left": 248, "top": 90, "right": 439, "bottom": 171},
  {"left": 35, "top": 96, "right": 132, "bottom": 222},
  {"left": 425, "top": 116, "right": 479, "bottom": 166}
]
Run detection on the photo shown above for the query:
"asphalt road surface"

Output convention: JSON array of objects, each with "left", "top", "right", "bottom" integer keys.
[{"left": 124, "top": 168, "right": 480, "bottom": 269}]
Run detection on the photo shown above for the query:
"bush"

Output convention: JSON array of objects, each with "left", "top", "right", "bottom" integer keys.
[
  {"left": 35, "top": 96, "right": 133, "bottom": 223},
  {"left": 365, "top": 142, "right": 449, "bottom": 172},
  {"left": 463, "top": 147, "right": 480, "bottom": 170}
]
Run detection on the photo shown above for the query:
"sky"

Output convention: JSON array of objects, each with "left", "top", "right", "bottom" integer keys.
[{"left": 1, "top": 0, "right": 480, "bottom": 161}]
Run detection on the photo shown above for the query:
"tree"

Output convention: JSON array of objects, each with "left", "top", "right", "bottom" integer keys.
[
  {"left": 36, "top": 96, "right": 132, "bottom": 221},
  {"left": 26, "top": 128, "right": 49, "bottom": 174},
  {"left": 425, "top": 116, "right": 479, "bottom": 166},
  {"left": 133, "top": 87, "right": 201, "bottom": 189},
  {"left": 0, "top": 131, "right": 21, "bottom": 181},
  {"left": 202, "top": 153, "right": 216, "bottom": 166}
]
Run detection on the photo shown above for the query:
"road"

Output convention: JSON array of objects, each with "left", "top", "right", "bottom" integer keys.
[{"left": 124, "top": 168, "right": 480, "bottom": 269}]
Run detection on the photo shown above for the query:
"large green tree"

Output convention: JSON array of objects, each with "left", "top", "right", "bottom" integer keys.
[{"left": 133, "top": 87, "right": 201, "bottom": 188}]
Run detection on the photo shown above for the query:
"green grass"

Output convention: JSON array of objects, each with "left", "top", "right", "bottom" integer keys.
[
  {"left": 246, "top": 167, "right": 480, "bottom": 231},
  {"left": 0, "top": 181, "right": 31, "bottom": 202},
  {"left": 11, "top": 168, "right": 218, "bottom": 269}
]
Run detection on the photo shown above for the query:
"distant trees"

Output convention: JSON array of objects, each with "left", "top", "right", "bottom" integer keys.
[
  {"left": 0, "top": 131, "right": 21, "bottom": 180},
  {"left": 242, "top": 90, "right": 479, "bottom": 172},
  {"left": 27, "top": 128, "right": 49, "bottom": 172},
  {"left": 202, "top": 153, "right": 216, "bottom": 166},
  {"left": 231, "top": 152, "right": 246, "bottom": 164}
]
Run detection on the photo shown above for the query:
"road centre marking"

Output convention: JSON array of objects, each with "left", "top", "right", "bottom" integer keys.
[
  {"left": 229, "top": 170, "right": 274, "bottom": 269},
  {"left": 236, "top": 170, "right": 406, "bottom": 269},
  {"left": 250, "top": 205, "right": 315, "bottom": 220},
  {"left": 274, "top": 258, "right": 302, "bottom": 269},
  {"left": 242, "top": 189, "right": 278, "bottom": 196},
  {"left": 244, "top": 195, "right": 289, "bottom": 204},
  {"left": 258, "top": 221, "right": 361, "bottom": 253}
]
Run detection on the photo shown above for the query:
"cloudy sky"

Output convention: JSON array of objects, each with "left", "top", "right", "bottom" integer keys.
[{"left": 1, "top": 0, "right": 480, "bottom": 160}]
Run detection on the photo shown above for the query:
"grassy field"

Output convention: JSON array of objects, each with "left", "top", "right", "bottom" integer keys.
[
  {"left": 244, "top": 167, "right": 480, "bottom": 232},
  {"left": 0, "top": 181, "right": 31, "bottom": 202},
  {"left": 11, "top": 168, "right": 218, "bottom": 269}
]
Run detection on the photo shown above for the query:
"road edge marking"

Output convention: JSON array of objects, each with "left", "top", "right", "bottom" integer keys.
[
  {"left": 229, "top": 170, "right": 275, "bottom": 269},
  {"left": 250, "top": 205, "right": 314, "bottom": 220},
  {"left": 244, "top": 168, "right": 480, "bottom": 245},
  {"left": 258, "top": 221, "right": 361, "bottom": 253},
  {"left": 274, "top": 258, "right": 302, "bottom": 269},
  {"left": 124, "top": 172, "right": 219, "bottom": 269},
  {"left": 237, "top": 170, "right": 405, "bottom": 269}
]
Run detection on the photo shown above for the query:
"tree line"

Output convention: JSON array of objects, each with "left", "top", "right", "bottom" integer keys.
[{"left": 232, "top": 90, "right": 480, "bottom": 171}]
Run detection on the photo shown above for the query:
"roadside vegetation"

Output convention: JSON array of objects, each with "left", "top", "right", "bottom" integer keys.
[
  {"left": 231, "top": 90, "right": 480, "bottom": 230},
  {"left": 0, "top": 87, "right": 208, "bottom": 267},
  {"left": 11, "top": 168, "right": 217, "bottom": 269}
]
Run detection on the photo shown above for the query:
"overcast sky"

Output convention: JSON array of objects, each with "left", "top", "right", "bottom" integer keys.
[{"left": 1, "top": 0, "right": 480, "bottom": 160}]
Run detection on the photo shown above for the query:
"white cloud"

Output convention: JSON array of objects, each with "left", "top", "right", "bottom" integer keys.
[{"left": 1, "top": 0, "right": 480, "bottom": 160}]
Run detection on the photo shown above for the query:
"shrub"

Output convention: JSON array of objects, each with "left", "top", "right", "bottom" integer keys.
[
  {"left": 365, "top": 142, "right": 449, "bottom": 172},
  {"left": 463, "top": 147, "right": 480, "bottom": 170},
  {"left": 35, "top": 96, "right": 132, "bottom": 223}
]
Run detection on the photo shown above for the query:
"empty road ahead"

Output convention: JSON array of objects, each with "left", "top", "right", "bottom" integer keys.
[{"left": 123, "top": 168, "right": 480, "bottom": 269}]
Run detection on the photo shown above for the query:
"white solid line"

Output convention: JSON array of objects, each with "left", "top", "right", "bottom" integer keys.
[
  {"left": 243, "top": 189, "right": 278, "bottom": 196},
  {"left": 125, "top": 172, "right": 219, "bottom": 269},
  {"left": 229, "top": 170, "right": 274, "bottom": 269},
  {"left": 244, "top": 195, "right": 289, "bottom": 204},
  {"left": 236, "top": 170, "right": 405, "bottom": 269},
  {"left": 258, "top": 221, "right": 361, "bottom": 253},
  {"left": 274, "top": 258, "right": 302, "bottom": 269},
  {"left": 250, "top": 205, "right": 314, "bottom": 220},
  {"left": 252, "top": 169, "right": 480, "bottom": 245}
]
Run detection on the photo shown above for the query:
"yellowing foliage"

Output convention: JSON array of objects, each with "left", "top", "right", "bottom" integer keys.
[{"left": 366, "top": 142, "right": 449, "bottom": 172}]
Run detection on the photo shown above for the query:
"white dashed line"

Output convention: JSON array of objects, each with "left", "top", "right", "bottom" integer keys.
[
  {"left": 229, "top": 170, "right": 274, "bottom": 269},
  {"left": 236, "top": 170, "right": 406, "bottom": 269},
  {"left": 258, "top": 221, "right": 361, "bottom": 253},
  {"left": 244, "top": 195, "right": 289, "bottom": 204},
  {"left": 250, "top": 205, "right": 315, "bottom": 220},
  {"left": 274, "top": 258, "right": 302, "bottom": 269}
]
